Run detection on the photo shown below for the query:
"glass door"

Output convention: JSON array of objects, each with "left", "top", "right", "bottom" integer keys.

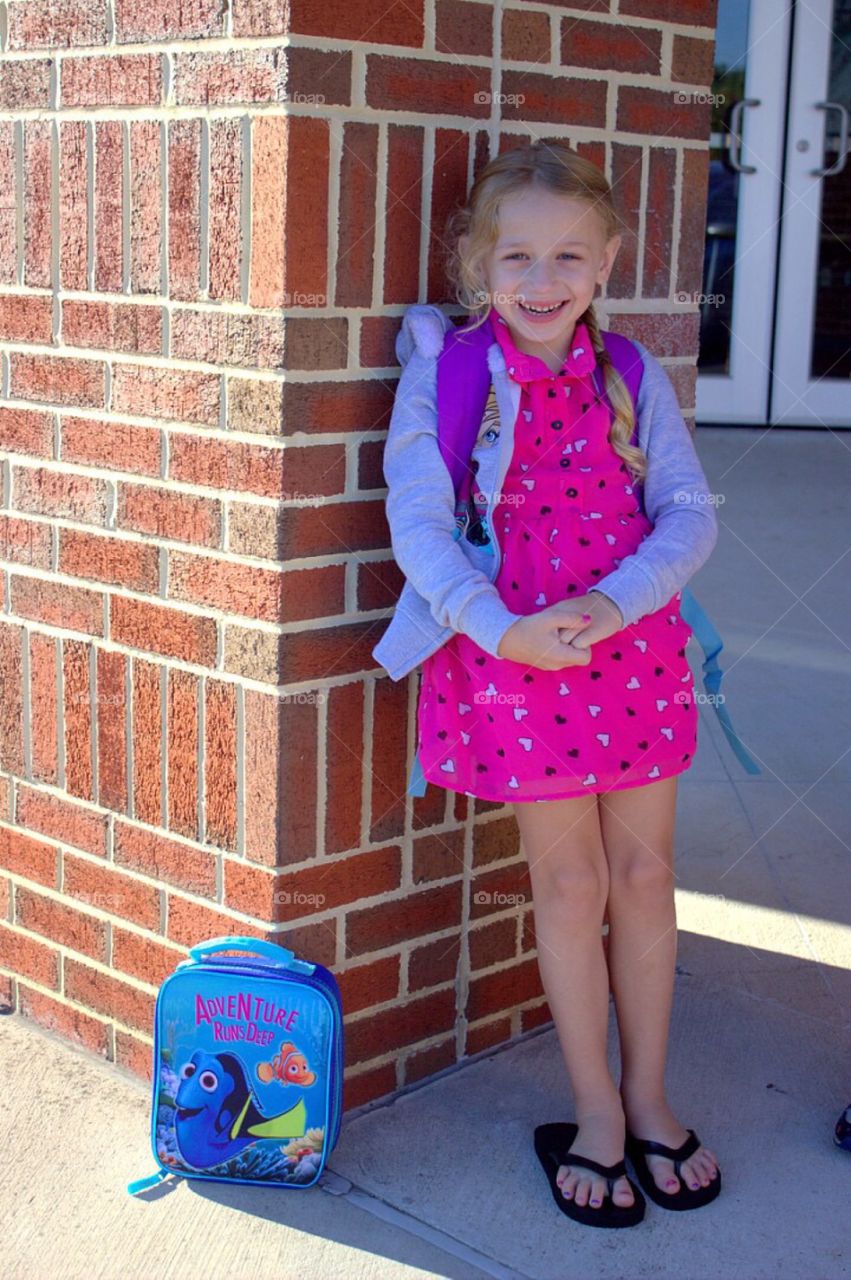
[
  {"left": 697, "top": 0, "right": 851, "bottom": 428},
  {"left": 696, "top": 0, "right": 793, "bottom": 425},
  {"left": 773, "top": 0, "right": 851, "bottom": 426}
]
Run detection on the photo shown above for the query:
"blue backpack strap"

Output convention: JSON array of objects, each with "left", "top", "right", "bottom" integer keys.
[
  {"left": 407, "top": 748, "right": 428, "bottom": 797},
  {"left": 679, "top": 587, "right": 762, "bottom": 775}
]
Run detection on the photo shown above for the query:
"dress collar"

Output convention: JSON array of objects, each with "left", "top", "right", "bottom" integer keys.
[{"left": 487, "top": 306, "right": 597, "bottom": 383}]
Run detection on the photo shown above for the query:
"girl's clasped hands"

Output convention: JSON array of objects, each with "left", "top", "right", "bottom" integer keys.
[{"left": 497, "top": 591, "right": 624, "bottom": 670}]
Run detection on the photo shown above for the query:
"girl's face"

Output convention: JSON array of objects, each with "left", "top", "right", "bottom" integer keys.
[{"left": 473, "top": 186, "right": 621, "bottom": 366}]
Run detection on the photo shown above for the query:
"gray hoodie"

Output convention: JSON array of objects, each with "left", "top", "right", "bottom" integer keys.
[{"left": 371, "top": 304, "right": 718, "bottom": 683}]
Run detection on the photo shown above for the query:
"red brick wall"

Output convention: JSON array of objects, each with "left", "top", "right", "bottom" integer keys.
[{"left": 0, "top": 0, "right": 717, "bottom": 1109}]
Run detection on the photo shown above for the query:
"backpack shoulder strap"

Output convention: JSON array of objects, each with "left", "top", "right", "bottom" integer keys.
[
  {"left": 599, "top": 330, "right": 645, "bottom": 447},
  {"left": 436, "top": 317, "right": 494, "bottom": 498}
]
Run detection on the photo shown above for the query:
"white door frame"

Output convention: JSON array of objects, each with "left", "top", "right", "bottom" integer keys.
[
  {"left": 773, "top": 0, "right": 851, "bottom": 426},
  {"left": 696, "top": 0, "right": 794, "bottom": 426}
]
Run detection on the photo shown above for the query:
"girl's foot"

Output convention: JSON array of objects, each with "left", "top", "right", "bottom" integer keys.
[
  {"left": 556, "top": 1108, "right": 635, "bottom": 1210},
  {"left": 621, "top": 1099, "right": 719, "bottom": 1195}
]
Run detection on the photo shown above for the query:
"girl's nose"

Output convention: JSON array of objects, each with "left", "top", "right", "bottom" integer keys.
[{"left": 525, "top": 263, "right": 558, "bottom": 290}]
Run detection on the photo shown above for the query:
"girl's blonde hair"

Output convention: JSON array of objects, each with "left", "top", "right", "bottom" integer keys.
[{"left": 444, "top": 140, "right": 648, "bottom": 483}]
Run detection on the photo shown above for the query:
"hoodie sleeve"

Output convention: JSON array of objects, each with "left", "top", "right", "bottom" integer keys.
[
  {"left": 588, "top": 341, "right": 719, "bottom": 626},
  {"left": 382, "top": 329, "right": 524, "bottom": 659}
]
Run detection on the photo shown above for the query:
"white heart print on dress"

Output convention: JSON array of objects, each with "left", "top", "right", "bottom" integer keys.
[
  {"left": 559, "top": 683, "right": 571, "bottom": 695},
  {"left": 588, "top": 704, "right": 602, "bottom": 717},
  {"left": 596, "top": 733, "right": 610, "bottom": 746},
  {"left": 458, "top": 702, "right": 472, "bottom": 715},
  {"left": 535, "top": 593, "right": 547, "bottom": 606},
  {"left": 626, "top": 676, "right": 641, "bottom": 689},
  {"left": 660, "top": 727, "right": 674, "bottom": 740},
  {"left": 440, "top": 759, "right": 455, "bottom": 773},
  {"left": 633, "top": 639, "right": 647, "bottom": 653},
  {"left": 647, "top": 765, "right": 661, "bottom": 779},
  {"left": 508, "top": 775, "right": 520, "bottom": 788},
  {"left": 656, "top": 699, "right": 668, "bottom": 712},
  {"left": 582, "top": 773, "right": 597, "bottom": 786},
  {"left": 518, "top": 738, "right": 533, "bottom": 751},
  {"left": 514, "top": 707, "right": 528, "bottom": 721},
  {"left": 484, "top": 682, "right": 498, "bottom": 696}
]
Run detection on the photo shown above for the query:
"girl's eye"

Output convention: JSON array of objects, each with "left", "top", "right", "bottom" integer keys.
[
  {"left": 484, "top": 428, "right": 499, "bottom": 443},
  {"left": 504, "top": 252, "right": 579, "bottom": 260}
]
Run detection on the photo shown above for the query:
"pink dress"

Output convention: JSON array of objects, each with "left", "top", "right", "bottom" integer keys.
[{"left": 416, "top": 313, "right": 698, "bottom": 803}]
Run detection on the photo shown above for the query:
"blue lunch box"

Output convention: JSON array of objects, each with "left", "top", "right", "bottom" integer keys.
[{"left": 128, "top": 935, "right": 344, "bottom": 1194}]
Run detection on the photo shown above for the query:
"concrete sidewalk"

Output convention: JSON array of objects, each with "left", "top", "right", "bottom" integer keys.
[{"left": 5, "top": 426, "right": 851, "bottom": 1280}]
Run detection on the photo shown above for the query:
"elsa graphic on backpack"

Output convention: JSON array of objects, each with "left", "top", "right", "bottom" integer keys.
[{"left": 372, "top": 141, "right": 730, "bottom": 1228}]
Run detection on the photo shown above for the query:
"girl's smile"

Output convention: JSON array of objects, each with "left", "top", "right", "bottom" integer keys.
[{"left": 516, "top": 298, "right": 570, "bottom": 323}]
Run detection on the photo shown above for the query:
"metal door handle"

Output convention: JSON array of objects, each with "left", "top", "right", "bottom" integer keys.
[
  {"left": 728, "top": 98, "right": 761, "bottom": 173},
  {"left": 812, "top": 101, "right": 849, "bottom": 176}
]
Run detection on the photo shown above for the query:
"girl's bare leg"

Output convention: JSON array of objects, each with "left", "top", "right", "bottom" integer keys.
[
  {"left": 514, "top": 793, "right": 635, "bottom": 1211},
  {"left": 599, "top": 776, "right": 720, "bottom": 1194}
]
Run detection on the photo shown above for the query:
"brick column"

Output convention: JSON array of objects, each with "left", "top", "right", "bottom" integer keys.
[{"left": 0, "top": 0, "right": 717, "bottom": 1109}]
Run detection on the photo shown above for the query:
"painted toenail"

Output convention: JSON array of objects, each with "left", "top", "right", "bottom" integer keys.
[{"left": 666, "top": 1179, "right": 677, "bottom": 1186}]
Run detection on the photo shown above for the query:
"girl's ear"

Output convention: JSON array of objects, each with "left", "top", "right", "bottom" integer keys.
[{"left": 596, "top": 234, "right": 622, "bottom": 285}]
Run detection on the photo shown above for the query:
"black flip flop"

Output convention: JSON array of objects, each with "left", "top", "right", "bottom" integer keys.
[
  {"left": 534, "top": 1122, "right": 645, "bottom": 1228},
  {"left": 625, "top": 1128, "right": 721, "bottom": 1210}
]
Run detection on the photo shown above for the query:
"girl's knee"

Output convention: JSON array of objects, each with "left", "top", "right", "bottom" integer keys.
[
  {"left": 608, "top": 847, "right": 674, "bottom": 898},
  {"left": 536, "top": 851, "right": 609, "bottom": 915}
]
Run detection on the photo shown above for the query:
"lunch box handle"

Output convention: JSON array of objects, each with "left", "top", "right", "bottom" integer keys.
[{"left": 188, "top": 935, "right": 315, "bottom": 974}]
